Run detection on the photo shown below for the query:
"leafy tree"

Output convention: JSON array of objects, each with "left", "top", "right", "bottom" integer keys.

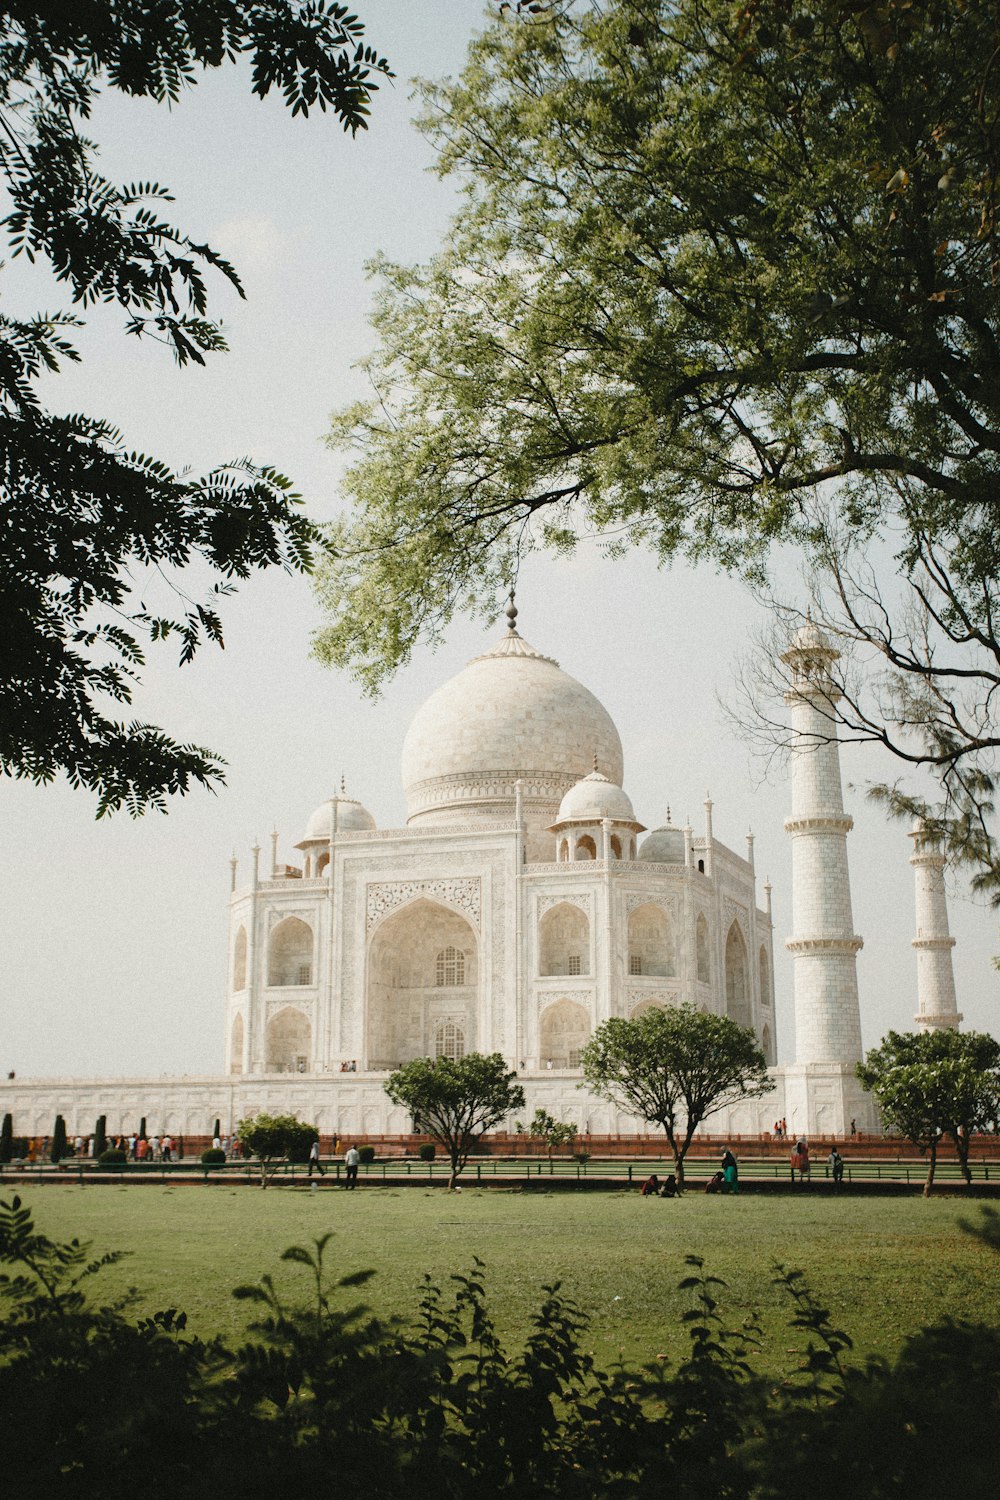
[
  {"left": 0, "top": 1, "right": 391, "bottom": 815},
  {"left": 93, "top": 1114, "right": 107, "bottom": 1158},
  {"left": 0, "top": 1113, "right": 11, "bottom": 1164},
  {"left": 385, "top": 1052, "right": 525, "bottom": 1190},
  {"left": 857, "top": 1028, "right": 1000, "bottom": 1194},
  {"left": 236, "top": 1112, "right": 317, "bottom": 1188},
  {"left": 581, "top": 1004, "right": 772, "bottom": 1188},
  {"left": 515, "top": 1107, "right": 577, "bottom": 1163},
  {"left": 50, "top": 1114, "right": 67, "bottom": 1164},
  {"left": 316, "top": 0, "right": 1000, "bottom": 884}
]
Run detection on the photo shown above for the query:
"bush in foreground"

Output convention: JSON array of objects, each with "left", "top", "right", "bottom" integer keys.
[{"left": 0, "top": 1195, "right": 998, "bottom": 1497}]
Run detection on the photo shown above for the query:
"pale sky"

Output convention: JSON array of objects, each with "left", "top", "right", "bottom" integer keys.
[{"left": 2, "top": 3, "right": 996, "bottom": 1078}]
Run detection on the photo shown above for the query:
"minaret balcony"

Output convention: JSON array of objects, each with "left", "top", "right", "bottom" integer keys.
[
  {"left": 786, "top": 934, "right": 863, "bottom": 954},
  {"left": 783, "top": 814, "right": 854, "bottom": 835}
]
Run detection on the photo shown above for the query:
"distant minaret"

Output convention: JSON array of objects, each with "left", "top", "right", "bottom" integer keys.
[
  {"left": 909, "top": 821, "right": 962, "bottom": 1032},
  {"left": 781, "top": 619, "right": 868, "bottom": 1132}
]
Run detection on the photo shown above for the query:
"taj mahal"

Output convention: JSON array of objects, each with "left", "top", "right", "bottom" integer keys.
[{"left": 1, "top": 600, "right": 962, "bottom": 1142}]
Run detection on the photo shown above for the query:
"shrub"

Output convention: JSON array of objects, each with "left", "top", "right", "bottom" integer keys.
[
  {"left": 200, "top": 1148, "right": 226, "bottom": 1168},
  {"left": 2, "top": 1194, "right": 1000, "bottom": 1496},
  {"left": 574, "top": 1151, "right": 591, "bottom": 1164},
  {"left": 358, "top": 1145, "right": 376, "bottom": 1164},
  {"left": 236, "top": 1113, "right": 318, "bottom": 1188},
  {"left": 97, "top": 1149, "right": 127, "bottom": 1166},
  {"left": 418, "top": 1143, "right": 436, "bottom": 1161}
]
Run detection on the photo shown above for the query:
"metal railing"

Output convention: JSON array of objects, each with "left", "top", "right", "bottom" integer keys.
[{"left": 0, "top": 1155, "right": 994, "bottom": 1187}]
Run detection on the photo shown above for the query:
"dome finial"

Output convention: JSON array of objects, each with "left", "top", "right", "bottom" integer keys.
[
  {"left": 505, "top": 588, "right": 518, "bottom": 634},
  {"left": 666, "top": 804, "right": 672, "bottom": 824},
  {"left": 593, "top": 749, "right": 599, "bottom": 774},
  {"left": 340, "top": 773, "right": 346, "bottom": 795}
]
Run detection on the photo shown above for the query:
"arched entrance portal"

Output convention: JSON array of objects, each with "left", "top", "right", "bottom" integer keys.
[
  {"left": 367, "top": 898, "right": 478, "bottom": 1070},
  {"left": 266, "top": 1006, "right": 311, "bottom": 1072},
  {"left": 538, "top": 999, "right": 591, "bottom": 1068},
  {"left": 725, "top": 922, "right": 752, "bottom": 1029}
]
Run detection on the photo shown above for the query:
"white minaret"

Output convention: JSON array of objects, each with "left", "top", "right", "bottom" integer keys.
[
  {"left": 779, "top": 619, "right": 871, "bottom": 1134},
  {"left": 909, "top": 821, "right": 961, "bottom": 1031}
]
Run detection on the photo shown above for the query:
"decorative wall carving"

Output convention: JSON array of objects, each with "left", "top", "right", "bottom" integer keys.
[
  {"left": 267, "top": 906, "right": 317, "bottom": 930},
  {"left": 625, "top": 893, "right": 672, "bottom": 915},
  {"left": 723, "top": 899, "right": 748, "bottom": 936},
  {"left": 626, "top": 988, "right": 678, "bottom": 1012},
  {"left": 366, "top": 878, "right": 482, "bottom": 933},
  {"left": 265, "top": 998, "right": 314, "bottom": 1020},
  {"left": 537, "top": 988, "right": 592, "bottom": 1013},
  {"left": 337, "top": 823, "right": 518, "bottom": 842},
  {"left": 537, "top": 892, "right": 592, "bottom": 917}
]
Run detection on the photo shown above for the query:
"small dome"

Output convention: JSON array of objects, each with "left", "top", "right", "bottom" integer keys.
[
  {"left": 551, "top": 769, "right": 641, "bottom": 828},
  {"left": 300, "top": 794, "right": 376, "bottom": 843},
  {"left": 781, "top": 614, "right": 839, "bottom": 663},
  {"left": 638, "top": 826, "right": 686, "bottom": 863},
  {"left": 793, "top": 618, "right": 830, "bottom": 651}
]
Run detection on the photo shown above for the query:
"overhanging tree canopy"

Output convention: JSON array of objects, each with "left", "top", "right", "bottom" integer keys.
[
  {"left": 315, "top": 0, "right": 1000, "bottom": 881},
  {"left": 0, "top": 1, "right": 391, "bottom": 814}
]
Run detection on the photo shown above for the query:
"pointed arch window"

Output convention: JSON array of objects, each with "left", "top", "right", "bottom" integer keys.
[
  {"left": 435, "top": 1021, "right": 465, "bottom": 1059},
  {"left": 436, "top": 946, "right": 466, "bottom": 986}
]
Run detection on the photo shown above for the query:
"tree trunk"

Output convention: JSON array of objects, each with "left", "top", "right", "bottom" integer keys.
[
  {"left": 956, "top": 1134, "right": 973, "bottom": 1185},
  {"left": 260, "top": 1160, "right": 268, "bottom": 1189},
  {"left": 668, "top": 1131, "right": 685, "bottom": 1191},
  {"left": 923, "top": 1138, "right": 937, "bottom": 1197},
  {"left": 448, "top": 1156, "right": 459, "bottom": 1190}
]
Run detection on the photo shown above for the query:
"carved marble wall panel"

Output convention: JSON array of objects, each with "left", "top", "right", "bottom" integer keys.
[{"left": 367, "top": 878, "right": 482, "bottom": 933}]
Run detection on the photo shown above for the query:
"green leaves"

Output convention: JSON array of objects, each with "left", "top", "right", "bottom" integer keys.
[
  {"left": 0, "top": 1, "right": 389, "bottom": 812},
  {"left": 316, "top": 0, "right": 1000, "bottom": 695},
  {"left": 857, "top": 1028, "right": 1000, "bottom": 1190},
  {"left": 385, "top": 1053, "right": 525, "bottom": 1187},
  {"left": 236, "top": 1113, "right": 318, "bottom": 1186},
  {"left": 581, "top": 1003, "right": 773, "bottom": 1179}
]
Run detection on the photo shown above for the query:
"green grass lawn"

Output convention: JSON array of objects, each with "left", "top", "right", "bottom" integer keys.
[{"left": 19, "top": 1184, "right": 1000, "bottom": 1377}]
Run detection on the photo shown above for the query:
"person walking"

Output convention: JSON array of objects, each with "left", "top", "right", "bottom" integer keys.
[
  {"left": 828, "top": 1147, "right": 845, "bottom": 1187},
  {"left": 790, "top": 1139, "right": 810, "bottom": 1185},
  {"left": 344, "top": 1143, "right": 360, "bottom": 1189},
  {"left": 308, "top": 1139, "right": 325, "bottom": 1178}
]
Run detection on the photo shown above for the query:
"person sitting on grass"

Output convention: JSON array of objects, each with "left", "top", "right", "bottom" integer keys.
[
  {"left": 659, "top": 1174, "right": 678, "bottom": 1198},
  {"left": 641, "top": 1173, "right": 661, "bottom": 1197},
  {"left": 705, "top": 1171, "right": 724, "bottom": 1194}
]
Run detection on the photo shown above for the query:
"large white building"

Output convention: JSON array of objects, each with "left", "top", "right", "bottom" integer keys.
[{"left": 5, "top": 604, "right": 940, "bottom": 1142}]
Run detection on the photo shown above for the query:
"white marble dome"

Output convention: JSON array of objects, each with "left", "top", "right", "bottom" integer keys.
[
  {"left": 299, "top": 793, "right": 376, "bottom": 843},
  {"left": 401, "top": 620, "right": 624, "bottom": 826},
  {"left": 552, "top": 769, "right": 641, "bottom": 828},
  {"left": 639, "top": 825, "right": 686, "bottom": 862}
]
